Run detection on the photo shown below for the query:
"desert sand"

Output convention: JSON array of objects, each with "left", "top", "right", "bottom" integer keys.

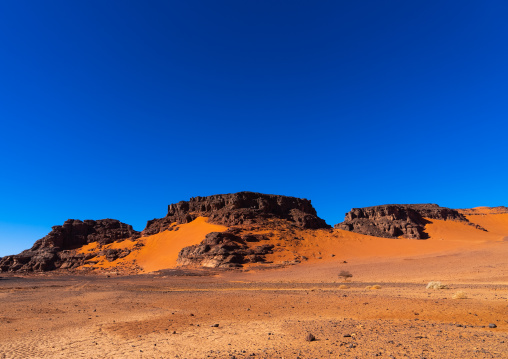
[{"left": 1, "top": 212, "right": 507, "bottom": 358}]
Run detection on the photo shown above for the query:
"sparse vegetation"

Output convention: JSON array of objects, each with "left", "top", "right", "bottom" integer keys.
[
  {"left": 305, "top": 333, "right": 316, "bottom": 342},
  {"left": 452, "top": 291, "right": 468, "bottom": 299},
  {"left": 426, "top": 281, "right": 448, "bottom": 290},
  {"left": 365, "top": 285, "right": 382, "bottom": 290},
  {"left": 338, "top": 270, "right": 353, "bottom": 281},
  {"left": 338, "top": 284, "right": 349, "bottom": 289}
]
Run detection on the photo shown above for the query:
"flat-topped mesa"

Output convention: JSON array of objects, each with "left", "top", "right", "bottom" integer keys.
[
  {"left": 335, "top": 204, "right": 484, "bottom": 239},
  {"left": 0, "top": 219, "right": 140, "bottom": 272},
  {"left": 143, "top": 192, "right": 330, "bottom": 236}
]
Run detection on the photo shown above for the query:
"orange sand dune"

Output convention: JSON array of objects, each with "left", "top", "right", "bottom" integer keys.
[
  {"left": 464, "top": 213, "right": 508, "bottom": 239},
  {"left": 262, "top": 228, "right": 449, "bottom": 264},
  {"left": 124, "top": 217, "right": 227, "bottom": 273},
  {"left": 424, "top": 218, "right": 504, "bottom": 242},
  {"left": 250, "top": 224, "right": 498, "bottom": 271},
  {"left": 77, "top": 212, "right": 508, "bottom": 274}
]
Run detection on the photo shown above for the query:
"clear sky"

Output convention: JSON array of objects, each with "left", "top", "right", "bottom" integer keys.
[{"left": 1, "top": 1, "right": 507, "bottom": 256}]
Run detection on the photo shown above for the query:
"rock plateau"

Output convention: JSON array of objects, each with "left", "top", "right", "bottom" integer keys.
[{"left": 143, "top": 191, "right": 330, "bottom": 236}]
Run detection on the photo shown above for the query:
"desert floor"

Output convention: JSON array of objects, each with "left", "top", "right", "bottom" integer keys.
[{"left": 1, "top": 237, "right": 508, "bottom": 359}]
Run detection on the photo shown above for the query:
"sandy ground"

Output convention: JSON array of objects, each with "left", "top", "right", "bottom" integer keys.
[
  {"left": 1, "top": 244, "right": 507, "bottom": 359},
  {"left": 1, "top": 213, "right": 507, "bottom": 358}
]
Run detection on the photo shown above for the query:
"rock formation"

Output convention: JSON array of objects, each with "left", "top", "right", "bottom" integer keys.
[
  {"left": 2, "top": 192, "right": 499, "bottom": 273},
  {"left": 335, "top": 204, "right": 486, "bottom": 239},
  {"left": 177, "top": 231, "right": 274, "bottom": 268},
  {"left": 0, "top": 219, "right": 139, "bottom": 272},
  {"left": 143, "top": 191, "right": 330, "bottom": 235},
  {"left": 156, "top": 192, "right": 330, "bottom": 268}
]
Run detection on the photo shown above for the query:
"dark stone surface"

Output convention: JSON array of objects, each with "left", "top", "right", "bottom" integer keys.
[
  {"left": 334, "top": 204, "right": 486, "bottom": 239},
  {"left": 177, "top": 231, "right": 274, "bottom": 268},
  {"left": 143, "top": 192, "right": 330, "bottom": 236},
  {"left": 0, "top": 219, "right": 139, "bottom": 272}
]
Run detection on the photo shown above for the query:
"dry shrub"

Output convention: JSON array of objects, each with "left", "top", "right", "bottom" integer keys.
[
  {"left": 338, "top": 270, "right": 353, "bottom": 281},
  {"left": 452, "top": 291, "right": 468, "bottom": 299},
  {"left": 426, "top": 281, "right": 447, "bottom": 290},
  {"left": 305, "top": 333, "right": 316, "bottom": 342},
  {"left": 338, "top": 284, "right": 349, "bottom": 289},
  {"left": 365, "top": 285, "right": 382, "bottom": 290}
]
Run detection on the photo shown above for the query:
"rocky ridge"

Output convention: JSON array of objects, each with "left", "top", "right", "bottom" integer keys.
[
  {"left": 1, "top": 193, "right": 498, "bottom": 273},
  {"left": 0, "top": 219, "right": 139, "bottom": 272},
  {"left": 143, "top": 191, "right": 330, "bottom": 236},
  {"left": 167, "top": 192, "right": 330, "bottom": 268},
  {"left": 335, "top": 204, "right": 486, "bottom": 239}
]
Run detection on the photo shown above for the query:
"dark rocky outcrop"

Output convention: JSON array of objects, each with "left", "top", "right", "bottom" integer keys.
[
  {"left": 177, "top": 231, "right": 274, "bottom": 268},
  {"left": 143, "top": 192, "right": 330, "bottom": 235},
  {"left": 335, "top": 204, "right": 486, "bottom": 239},
  {"left": 0, "top": 219, "right": 139, "bottom": 272}
]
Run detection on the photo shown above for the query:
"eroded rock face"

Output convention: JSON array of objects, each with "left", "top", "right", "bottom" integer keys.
[
  {"left": 177, "top": 231, "right": 274, "bottom": 268},
  {"left": 0, "top": 219, "right": 139, "bottom": 272},
  {"left": 334, "top": 204, "right": 485, "bottom": 239},
  {"left": 143, "top": 192, "right": 330, "bottom": 235}
]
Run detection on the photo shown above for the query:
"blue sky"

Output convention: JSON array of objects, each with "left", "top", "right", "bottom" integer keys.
[{"left": 1, "top": 1, "right": 507, "bottom": 256}]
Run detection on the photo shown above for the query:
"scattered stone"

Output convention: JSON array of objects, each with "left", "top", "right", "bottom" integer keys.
[
  {"left": 488, "top": 323, "right": 497, "bottom": 328},
  {"left": 211, "top": 324, "right": 219, "bottom": 327}
]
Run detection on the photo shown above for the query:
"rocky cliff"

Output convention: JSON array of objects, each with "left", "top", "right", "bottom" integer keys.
[
  {"left": 335, "top": 204, "right": 486, "bottom": 239},
  {"left": 143, "top": 191, "right": 330, "bottom": 235},
  {"left": 0, "top": 219, "right": 139, "bottom": 272}
]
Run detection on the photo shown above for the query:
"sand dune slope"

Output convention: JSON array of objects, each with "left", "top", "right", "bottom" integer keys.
[
  {"left": 127, "top": 217, "right": 227, "bottom": 273},
  {"left": 73, "top": 210, "right": 508, "bottom": 275},
  {"left": 424, "top": 218, "right": 503, "bottom": 242}
]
